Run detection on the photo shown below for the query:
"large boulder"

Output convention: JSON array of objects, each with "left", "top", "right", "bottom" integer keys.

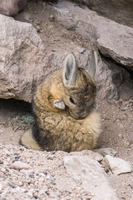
[
  {"left": 64, "top": 156, "right": 119, "bottom": 200},
  {"left": 0, "top": 0, "right": 27, "bottom": 16},
  {"left": 72, "top": 0, "right": 133, "bottom": 27},
  {"left": 0, "top": 14, "right": 120, "bottom": 102},
  {"left": 54, "top": 0, "right": 133, "bottom": 70},
  {"left": 0, "top": 14, "right": 45, "bottom": 102}
]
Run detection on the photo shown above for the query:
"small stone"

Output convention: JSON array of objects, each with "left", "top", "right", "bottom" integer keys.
[
  {"left": 1, "top": 168, "right": 6, "bottom": 172},
  {"left": 87, "top": 151, "right": 103, "bottom": 162},
  {"left": 18, "top": 181, "right": 24, "bottom": 186},
  {"left": 36, "top": 21, "right": 41, "bottom": 25},
  {"left": 36, "top": 25, "right": 41, "bottom": 33},
  {"left": 75, "top": 46, "right": 85, "bottom": 54},
  {"left": 10, "top": 161, "right": 31, "bottom": 170},
  {"left": 20, "top": 152, "right": 33, "bottom": 158},
  {"left": 42, "top": 2, "right": 47, "bottom": 9},
  {"left": 24, "top": 13, "right": 31, "bottom": 21},
  {"left": 16, "top": 186, "right": 21, "bottom": 191},
  {"left": 49, "top": 15, "right": 55, "bottom": 22},
  {"left": 103, "top": 155, "right": 132, "bottom": 175},
  {"left": 0, "top": 183, "right": 3, "bottom": 193},
  {"left": 0, "top": 129, "right": 4, "bottom": 133},
  {"left": 48, "top": 25, "right": 54, "bottom": 29}
]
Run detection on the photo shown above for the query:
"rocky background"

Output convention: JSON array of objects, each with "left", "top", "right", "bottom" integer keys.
[{"left": 0, "top": 0, "right": 133, "bottom": 200}]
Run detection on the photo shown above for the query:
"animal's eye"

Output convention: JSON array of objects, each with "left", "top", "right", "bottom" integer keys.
[{"left": 69, "top": 97, "right": 75, "bottom": 105}]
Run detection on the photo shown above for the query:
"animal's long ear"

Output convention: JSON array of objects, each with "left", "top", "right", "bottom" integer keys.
[
  {"left": 63, "top": 53, "right": 78, "bottom": 87},
  {"left": 87, "top": 51, "right": 97, "bottom": 79}
]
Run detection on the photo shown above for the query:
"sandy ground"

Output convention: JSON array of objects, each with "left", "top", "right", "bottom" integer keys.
[{"left": 0, "top": 1, "right": 133, "bottom": 199}]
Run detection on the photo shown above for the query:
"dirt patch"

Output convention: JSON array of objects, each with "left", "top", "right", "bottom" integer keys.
[
  {"left": 0, "top": 1, "right": 133, "bottom": 200},
  {"left": 0, "top": 99, "right": 33, "bottom": 145}
]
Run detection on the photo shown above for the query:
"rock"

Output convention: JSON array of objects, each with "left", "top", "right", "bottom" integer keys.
[
  {"left": 94, "top": 52, "right": 118, "bottom": 99},
  {"left": 0, "top": 0, "right": 27, "bottom": 16},
  {"left": 54, "top": 0, "right": 133, "bottom": 70},
  {"left": 129, "top": 123, "right": 133, "bottom": 145},
  {"left": 103, "top": 155, "right": 132, "bottom": 175},
  {"left": 10, "top": 161, "right": 31, "bottom": 169},
  {"left": 0, "top": 14, "right": 45, "bottom": 102},
  {"left": 73, "top": 0, "right": 133, "bottom": 27},
  {"left": 64, "top": 156, "right": 119, "bottom": 200},
  {"left": 49, "top": 15, "right": 55, "bottom": 22},
  {"left": 0, "top": 14, "right": 119, "bottom": 101},
  {"left": 0, "top": 183, "right": 3, "bottom": 193},
  {"left": 70, "top": 150, "right": 103, "bottom": 162}
]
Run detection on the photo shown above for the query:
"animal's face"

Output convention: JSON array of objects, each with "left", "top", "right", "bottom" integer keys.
[
  {"left": 63, "top": 68, "right": 96, "bottom": 119},
  {"left": 52, "top": 52, "right": 97, "bottom": 119}
]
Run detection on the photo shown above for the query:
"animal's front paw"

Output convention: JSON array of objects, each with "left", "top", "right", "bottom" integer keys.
[
  {"left": 93, "top": 148, "right": 117, "bottom": 157},
  {"left": 53, "top": 99, "right": 65, "bottom": 110}
]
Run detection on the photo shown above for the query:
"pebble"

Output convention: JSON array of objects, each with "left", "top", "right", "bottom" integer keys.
[
  {"left": 10, "top": 161, "right": 31, "bottom": 170},
  {"left": 75, "top": 46, "right": 85, "bottom": 53},
  {"left": 103, "top": 155, "right": 132, "bottom": 175},
  {"left": 49, "top": 15, "right": 55, "bottom": 22},
  {"left": 42, "top": 2, "right": 47, "bottom": 9},
  {"left": 0, "top": 183, "right": 3, "bottom": 193},
  {"left": 24, "top": 13, "right": 31, "bottom": 21},
  {"left": 1, "top": 168, "right": 6, "bottom": 172},
  {"left": 36, "top": 25, "right": 41, "bottom": 33},
  {"left": 0, "top": 128, "right": 4, "bottom": 133}
]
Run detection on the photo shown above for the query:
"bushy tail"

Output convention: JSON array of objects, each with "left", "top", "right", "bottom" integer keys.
[{"left": 20, "top": 128, "right": 42, "bottom": 151}]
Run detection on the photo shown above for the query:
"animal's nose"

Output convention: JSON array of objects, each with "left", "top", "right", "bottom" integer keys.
[{"left": 77, "top": 110, "right": 88, "bottom": 119}]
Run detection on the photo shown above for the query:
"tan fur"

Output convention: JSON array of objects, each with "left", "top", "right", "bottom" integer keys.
[
  {"left": 21, "top": 128, "right": 43, "bottom": 151},
  {"left": 20, "top": 53, "right": 102, "bottom": 152}
]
